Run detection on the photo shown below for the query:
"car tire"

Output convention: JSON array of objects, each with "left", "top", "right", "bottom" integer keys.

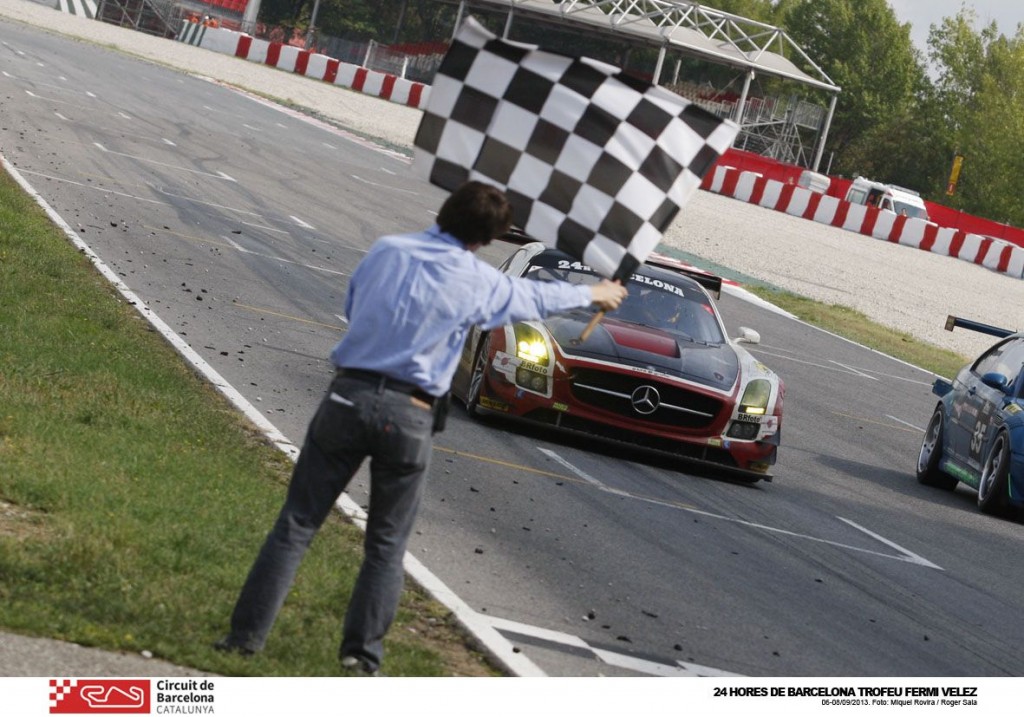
[
  {"left": 465, "top": 335, "right": 490, "bottom": 418},
  {"left": 977, "top": 431, "right": 1010, "bottom": 515},
  {"left": 917, "top": 407, "right": 957, "bottom": 490}
]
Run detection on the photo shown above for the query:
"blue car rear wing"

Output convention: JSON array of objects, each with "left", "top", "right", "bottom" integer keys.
[{"left": 944, "top": 315, "right": 1014, "bottom": 339}]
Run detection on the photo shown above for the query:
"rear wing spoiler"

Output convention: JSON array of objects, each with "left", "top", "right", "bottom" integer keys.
[
  {"left": 647, "top": 253, "right": 723, "bottom": 299},
  {"left": 944, "top": 315, "right": 1014, "bottom": 339},
  {"left": 498, "top": 230, "right": 724, "bottom": 299}
]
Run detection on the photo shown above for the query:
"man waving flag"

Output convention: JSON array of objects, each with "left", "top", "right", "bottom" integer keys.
[{"left": 413, "top": 15, "right": 739, "bottom": 281}]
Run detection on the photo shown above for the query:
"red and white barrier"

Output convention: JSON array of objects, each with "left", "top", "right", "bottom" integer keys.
[
  {"left": 176, "top": 22, "right": 430, "bottom": 109},
  {"left": 704, "top": 165, "right": 1024, "bottom": 279}
]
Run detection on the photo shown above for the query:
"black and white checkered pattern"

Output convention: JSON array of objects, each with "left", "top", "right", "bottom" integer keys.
[{"left": 414, "top": 16, "right": 739, "bottom": 280}]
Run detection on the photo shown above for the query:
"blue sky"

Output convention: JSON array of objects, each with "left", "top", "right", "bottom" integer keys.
[{"left": 888, "top": 1, "right": 1021, "bottom": 53}]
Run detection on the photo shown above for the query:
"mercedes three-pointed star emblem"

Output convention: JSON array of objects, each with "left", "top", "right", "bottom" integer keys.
[{"left": 630, "top": 385, "right": 660, "bottom": 415}]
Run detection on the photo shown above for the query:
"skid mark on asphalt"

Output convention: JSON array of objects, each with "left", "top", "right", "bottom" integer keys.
[
  {"left": 93, "top": 142, "right": 237, "bottom": 181},
  {"left": 437, "top": 445, "right": 942, "bottom": 570},
  {"left": 164, "top": 228, "right": 351, "bottom": 274},
  {"left": 831, "top": 411, "right": 922, "bottom": 433},
  {"left": 14, "top": 169, "right": 269, "bottom": 224},
  {"left": 229, "top": 301, "right": 343, "bottom": 331}
]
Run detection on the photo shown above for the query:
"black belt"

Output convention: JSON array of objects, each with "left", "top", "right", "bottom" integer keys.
[{"left": 335, "top": 368, "right": 436, "bottom": 406}]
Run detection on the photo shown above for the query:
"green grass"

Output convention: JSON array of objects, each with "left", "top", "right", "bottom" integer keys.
[{"left": 0, "top": 170, "right": 497, "bottom": 676}]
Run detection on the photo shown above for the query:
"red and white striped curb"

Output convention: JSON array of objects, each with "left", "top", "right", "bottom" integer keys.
[
  {"left": 176, "top": 22, "right": 429, "bottom": 109},
  {"left": 704, "top": 165, "right": 1024, "bottom": 280}
]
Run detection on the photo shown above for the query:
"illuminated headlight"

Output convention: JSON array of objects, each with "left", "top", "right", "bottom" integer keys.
[
  {"left": 518, "top": 340, "right": 547, "bottom": 363},
  {"left": 512, "top": 325, "right": 549, "bottom": 392},
  {"left": 514, "top": 325, "right": 549, "bottom": 366},
  {"left": 739, "top": 379, "right": 771, "bottom": 415}
]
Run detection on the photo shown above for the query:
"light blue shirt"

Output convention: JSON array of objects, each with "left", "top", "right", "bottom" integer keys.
[{"left": 330, "top": 226, "right": 592, "bottom": 396}]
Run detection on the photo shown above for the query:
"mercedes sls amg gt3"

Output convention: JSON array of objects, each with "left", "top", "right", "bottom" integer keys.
[{"left": 450, "top": 243, "right": 784, "bottom": 481}]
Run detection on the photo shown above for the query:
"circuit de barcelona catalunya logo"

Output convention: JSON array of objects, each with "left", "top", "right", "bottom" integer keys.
[{"left": 49, "top": 679, "right": 150, "bottom": 714}]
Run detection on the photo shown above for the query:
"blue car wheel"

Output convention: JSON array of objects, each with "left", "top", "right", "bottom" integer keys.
[
  {"left": 978, "top": 431, "right": 1011, "bottom": 515},
  {"left": 917, "top": 407, "right": 958, "bottom": 491}
]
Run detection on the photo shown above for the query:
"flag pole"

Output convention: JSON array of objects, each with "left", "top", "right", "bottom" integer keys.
[
  {"left": 577, "top": 279, "right": 620, "bottom": 343},
  {"left": 578, "top": 310, "right": 605, "bottom": 342}
]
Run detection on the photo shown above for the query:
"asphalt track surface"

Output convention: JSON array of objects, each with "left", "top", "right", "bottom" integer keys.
[{"left": 2, "top": 17, "right": 1024, "bottom": 679}]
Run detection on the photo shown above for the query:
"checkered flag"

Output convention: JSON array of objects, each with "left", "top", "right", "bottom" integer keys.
[{"left": 414, "top": 16, "right": 738, "bottom": 280}]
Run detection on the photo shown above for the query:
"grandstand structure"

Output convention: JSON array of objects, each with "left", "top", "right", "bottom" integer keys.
[
  {"left": 445, "top": 0, "right": 841, "bottom": 172},
  {"left": 92, "top": 0, "right": 840, "bottom": 170}
]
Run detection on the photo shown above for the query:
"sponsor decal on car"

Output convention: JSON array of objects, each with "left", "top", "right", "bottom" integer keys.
[
  {"left": 553, "top": 402, "right": 569, "bottom": 412},
  {"left": 480, "top": 396, "right": 510, "bottom": 412},
  {"left": 735, "top": 413, "right": 762, "bottom": 423},
  {"left": 519, "top": 360, "right": 547, "bottom": 373},
  {"left": 628, "top": 273, "right": 687, "bottom": 298},
  {"left": 493, "top": 352, "right": 518, "bottom": 380}
]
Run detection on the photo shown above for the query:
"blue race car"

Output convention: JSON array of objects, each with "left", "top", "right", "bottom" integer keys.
[{"left": 917, "top": 315, "right": 1024, "bottom": 515}]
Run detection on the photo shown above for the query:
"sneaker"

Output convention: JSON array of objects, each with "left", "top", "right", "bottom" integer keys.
[
  {"left": 213, "top": 637, "right": 256, "bottom": 657},
  {"left": 340, "top": 655, "right": 380, "bottom": 677}
]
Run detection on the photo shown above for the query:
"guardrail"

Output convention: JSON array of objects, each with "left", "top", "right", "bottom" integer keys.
[
  {"left": 702, "top": 165, "right": 1024, "bottom": 279},
  {"left": 176, "top": 21, "right": 429, "bottom": 109}
]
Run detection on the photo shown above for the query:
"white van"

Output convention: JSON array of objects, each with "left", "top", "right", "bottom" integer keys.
[{"left": 845, "top": 176, "right": 929, "bottom": 220}]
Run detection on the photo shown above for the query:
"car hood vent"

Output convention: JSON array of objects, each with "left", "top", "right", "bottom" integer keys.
[{"left": 545, "top": 315, "right": 739, "bottom": 391}]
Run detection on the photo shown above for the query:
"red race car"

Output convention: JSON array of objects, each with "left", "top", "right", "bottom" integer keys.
[{"left": 451, "top": 243, "right": 784, "bottom": 481}]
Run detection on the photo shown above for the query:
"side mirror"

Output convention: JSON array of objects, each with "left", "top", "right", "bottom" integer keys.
[
  {"left": 980, "top": 372, "right": 1010, "bottom": 392},
  {"left": 735, "top": 327, "right": 760, "bottom": 345}
]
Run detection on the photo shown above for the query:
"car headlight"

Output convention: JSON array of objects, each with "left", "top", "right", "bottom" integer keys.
[
  {"left": 514, "top": 325, "right": 549, "bottom": 366},
  {"left": 739, "top": 379, "right": 771, "bottom": 415}
]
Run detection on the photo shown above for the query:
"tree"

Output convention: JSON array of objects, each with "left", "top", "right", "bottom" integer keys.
[
  {"left": 925, "top": 10, "right": 1024, "bottom": 224},
  {"left": 927, "top": 8, "right": 1000, "bottom": 121},
  {"left": 706, "top": 0, "right": 781, "bottom": 25},
  {"left": 838, "top": 85, "right": 952, "bottom": 198},
  {"left": 780, "top": 0, "right": 925, "bottom": 177},
  {"left": 949, "top": 38, "right": 1024, "bottom": 224}
]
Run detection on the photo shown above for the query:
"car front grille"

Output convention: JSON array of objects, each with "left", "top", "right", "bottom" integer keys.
[
  {"left": 522, "top": 409, "right": 739, "bottom": 468},
  {"left": 569, "top": 368, "right": 726, "bottom": 430}
]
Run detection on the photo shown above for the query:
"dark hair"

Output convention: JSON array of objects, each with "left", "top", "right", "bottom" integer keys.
[{"left": 436, "top": 181, "right": 513, "bottom": 246}]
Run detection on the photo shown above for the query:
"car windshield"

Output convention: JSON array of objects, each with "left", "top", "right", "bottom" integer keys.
[
  {"left": 524, "top": 257, "right": 725, "bottom": 344},
  {"left": 892, "top": 200, "right": 928, "bottom": 220}
]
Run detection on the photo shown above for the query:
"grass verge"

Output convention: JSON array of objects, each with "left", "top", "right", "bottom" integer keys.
[{"left": 0, "top": 169, "right": 498, "bottom": 676}]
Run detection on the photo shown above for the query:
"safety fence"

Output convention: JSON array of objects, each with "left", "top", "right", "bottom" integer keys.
[
  {"left": 176, "top": 21, "right": 430, "bottom": 108},
  {"left": 702, "top": 164, "right": 1024, "bottom": 280}
]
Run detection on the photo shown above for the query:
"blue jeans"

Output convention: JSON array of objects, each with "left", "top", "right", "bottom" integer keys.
[{"left": 225, "top": 373, "right": 434, "bottom": 671}]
